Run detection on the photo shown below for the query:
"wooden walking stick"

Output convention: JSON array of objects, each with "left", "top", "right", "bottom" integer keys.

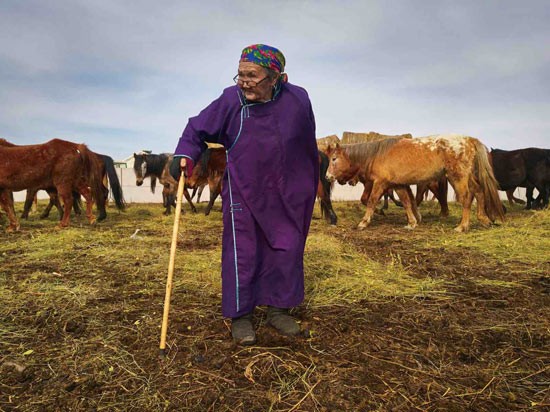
[{"left": 159, "top": 173, "right": 186, "bottom": 358}]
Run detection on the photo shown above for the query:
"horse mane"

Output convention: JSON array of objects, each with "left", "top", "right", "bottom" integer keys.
[{"left": 342, "top": 138, "right": 402, "bottom": 173}]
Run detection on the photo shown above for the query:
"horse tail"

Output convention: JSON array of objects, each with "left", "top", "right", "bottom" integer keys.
[
  {"left": 78, "top": 144, "right": 105, "bottom": 216},
  {"left": 318, "top": 152, "right": 337, "bottom": 224},
  {"left": 473, "top": 139, "right": 505, "bottom": 222},
  {"left": 198, "top": 149, "right": 212, "bottom": 181},
  {"left": 101, "top": 154, "right": 126, "bottom": 210}
]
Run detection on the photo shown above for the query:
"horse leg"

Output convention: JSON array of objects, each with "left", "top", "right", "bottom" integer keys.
[
  {"left": 0, "top": 189, "right": 20, "bottom": 231},
  {"left": 382, "top": 193, "right": 389, "bottom": 210},
  {"left": 317, "top": 178, "right": 338, "bottom": 225},
  {"left": 183, "top": 188, "right": 197, "bottom": 213},
  {"left": 94, "top": 188, "right": 107, "bottom": 222},
  {"left": 205, "top": 188, "right": 217, "bottom": 216},
  {"left": 506, "top": 189, "right": 525, "bottom": 206},
  {"left": 197, "top": 185, "right": 205, "bottom": 203},
  {"left": 525, "top": 184, "right": 534, "bottom": 210},
  {"left": 388, "top": 189, "right": 403, "bottom": 208},
  {"left": 435, "top": 177, "right": 449, "bottom": 217},
  {"left": 473, "top": 190, "right": 492, "bottom": 227},
  {"left": 56, "top": 188, "right": 74, "bottom": 228},
  {"left": 360, "top": 181, "right": 372, "bottom": 206},
  {"left": 362, "top": 181, "right": 384, "bottom": 215},
  {"left": 41, "top": 189, "right": 57, "bottom": 219},
  {"left": 72, "top": 191, "right": 82, "bottom": 216},
  {"left": 415, "top": 183, "right": 426, "bottom": 207},
  {"left": 162, "top": 186, "right": 171, "bottom": 215},
  {"left": 450, "top": 177, "right": 473, "bottom": 232},
  {"left": 394, "top": 187, "right": 419, "bottom": 229},
  {"left": 75, "top": 183, "right": 96, "bottom": 225},
  {"left": 21, "top": 188, "right": 38, "bottom": 219},
  {"left": 358, "top": 182, "right": 386, "bottom": 230}
]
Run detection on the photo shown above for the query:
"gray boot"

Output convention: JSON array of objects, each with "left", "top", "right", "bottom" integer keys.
[
  {"left": 266, "top": 306, "right": 301, "bottom": 336},
  {"left": 231, "top": 313, "right": 256, "bottom": 345}
]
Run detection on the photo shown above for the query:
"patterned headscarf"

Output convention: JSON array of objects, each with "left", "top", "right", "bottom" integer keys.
[{"left": 239, "top": 44, "right": 286, "bottom": 73}]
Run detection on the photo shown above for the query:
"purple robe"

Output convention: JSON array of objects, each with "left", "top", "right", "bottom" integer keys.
[{"left": 174, "top": 83, "right": 318, "bottom": 318}]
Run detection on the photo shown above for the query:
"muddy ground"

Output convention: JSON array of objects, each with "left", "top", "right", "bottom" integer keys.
[{"left": 1, "top": 201, "right": 548, "bottom": 411}]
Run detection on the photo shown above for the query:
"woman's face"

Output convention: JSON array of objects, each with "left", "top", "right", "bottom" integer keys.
[{"left": 237, "top": 61, "right": 278, "bottom": 102}]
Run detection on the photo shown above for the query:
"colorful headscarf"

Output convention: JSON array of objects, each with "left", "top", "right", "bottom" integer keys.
[{"left": 239, "top": 44, "right": 286, "bottom": 73}]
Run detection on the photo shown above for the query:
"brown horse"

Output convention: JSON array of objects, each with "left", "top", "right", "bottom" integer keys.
[
  {"left": 21, "top": 152, "right": 125, "bottom": 220},
  {"left": 0, "top": 138, "right": 104, "bottom": 231},
  {"left": 185, "top": 148, "right": 226, "bottom": 216},
  {"left": 326, "top": 135, "right": 505, "bottom": 232}
]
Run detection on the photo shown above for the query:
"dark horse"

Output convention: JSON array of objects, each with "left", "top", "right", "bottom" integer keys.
[
  {"left": 133, "top": 152, "right": 196, "bottom": 214},
  {"left": 490, "top": 148, "right": 550, "bottom": 209},
  {"left": 0, "top": 138, "right": 104, "bottom": 231},
  {"left": 21, "top": 153, "right": 125, "bottom": 220}
]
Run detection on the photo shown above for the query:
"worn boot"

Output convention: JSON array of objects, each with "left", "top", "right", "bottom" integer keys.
[
  {"left": 231, "top": 313, "right": 256, "bottom": 346},
  {"left": 266, "top": 306, "right": 301, "bottom": 336}
]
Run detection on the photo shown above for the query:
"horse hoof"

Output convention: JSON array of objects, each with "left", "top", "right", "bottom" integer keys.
[
  {"left": 454, "top": 226, "right": 467, "bottom": 233},
  {"left": 404, "top": 224, "right": 416, "bottom": 230},
  {"left": 356, "top": 222, "right": 367, "bottom": 230},
  {"left": 6, "top": 225, "right": 20, "bottom": 233}
]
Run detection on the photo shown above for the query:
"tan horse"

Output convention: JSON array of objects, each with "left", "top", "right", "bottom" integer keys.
[
  {"left": 338, "top": 145, "right": 421, "bottom": 229},
  {"left": 326, "top": 134, "right": 505, "bottom": 232}
]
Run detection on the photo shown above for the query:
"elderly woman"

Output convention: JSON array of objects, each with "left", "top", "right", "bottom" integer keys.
[{"left": 174, "top": 44, "right": 318, "bottom": 345}]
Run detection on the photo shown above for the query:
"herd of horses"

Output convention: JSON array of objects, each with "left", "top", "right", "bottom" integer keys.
[{"left": 0, "top": 135, "right": 548, "bottom": 233}]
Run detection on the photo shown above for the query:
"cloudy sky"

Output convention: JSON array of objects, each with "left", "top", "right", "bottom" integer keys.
[{"left": 1, "top": 0, "right": 548, "bottom": 160}]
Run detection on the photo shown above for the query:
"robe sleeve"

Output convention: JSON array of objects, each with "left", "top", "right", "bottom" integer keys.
[{"left": 173, "top": 92, "right": 229, "bottom": 165}]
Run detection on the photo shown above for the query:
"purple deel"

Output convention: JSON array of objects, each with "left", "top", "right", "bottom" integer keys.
[{"left": 174, "top": 83, "right": 319, "bottom": 318}]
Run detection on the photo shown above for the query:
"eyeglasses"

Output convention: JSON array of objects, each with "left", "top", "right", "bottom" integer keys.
[{"left": 233, "top": 74, "right": 270, "bottom": 87}]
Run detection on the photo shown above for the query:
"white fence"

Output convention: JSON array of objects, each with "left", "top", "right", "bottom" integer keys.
[{"left": 13, "top": 168, "right": 525, "bottom": 203}]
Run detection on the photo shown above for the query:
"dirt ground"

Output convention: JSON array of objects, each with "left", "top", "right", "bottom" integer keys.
[{"left": 1, "top": 200, "right": 548, "bottom": 411}]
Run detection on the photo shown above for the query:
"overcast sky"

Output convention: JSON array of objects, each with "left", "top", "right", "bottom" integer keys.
[{"left": 1, "top": 0, "right": 548, "bottom": 160}]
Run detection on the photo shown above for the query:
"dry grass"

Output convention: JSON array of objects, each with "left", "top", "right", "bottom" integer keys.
[{"left": 1, "top": 199, "right": 549, "bottom": 411}]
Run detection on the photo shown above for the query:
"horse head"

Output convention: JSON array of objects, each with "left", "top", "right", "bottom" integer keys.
[
  {"left": 133, "top": 152, "right": 148, "bottom": 186},
  {"left": 326, "top": 143, "right": 360, "bottom": 185}
]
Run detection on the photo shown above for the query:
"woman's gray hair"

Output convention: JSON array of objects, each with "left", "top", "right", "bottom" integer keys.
[{"left": 264, "top": 67, "right": 280, "bottom": 80}]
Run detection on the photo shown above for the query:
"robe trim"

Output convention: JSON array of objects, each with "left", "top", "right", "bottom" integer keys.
[{"left": 225, "top": 150, "right": 241, "bottom": 313}]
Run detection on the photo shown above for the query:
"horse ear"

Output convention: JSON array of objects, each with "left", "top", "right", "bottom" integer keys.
[
  {"left": 335, "top": 142, "right": 340, "bottom": 149},
  {"left": 133, "top": 153, "right": 136, "bottom": 158}
]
